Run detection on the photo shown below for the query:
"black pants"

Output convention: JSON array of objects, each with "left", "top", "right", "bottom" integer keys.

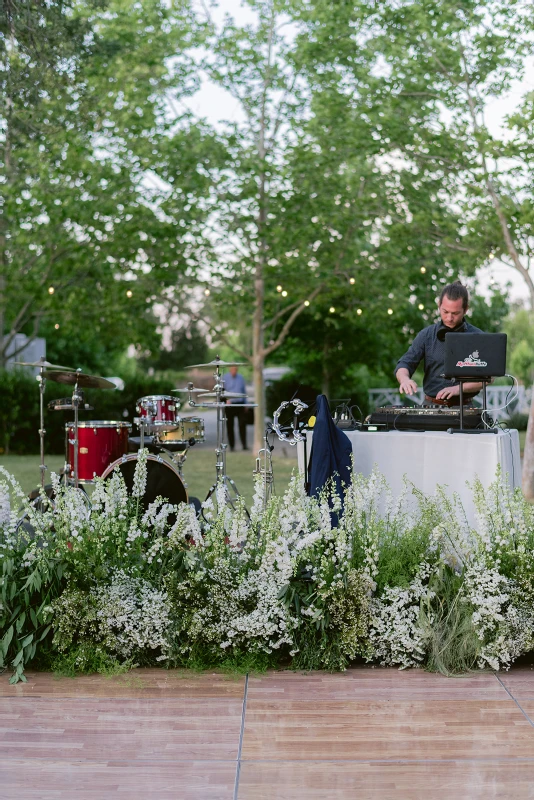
[{"left": 226, "top": 405, "right": 247, "bottom": 450}]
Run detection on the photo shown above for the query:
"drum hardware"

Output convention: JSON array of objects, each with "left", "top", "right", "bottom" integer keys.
[
  {"left": 13, "top": 358, "right": 72, "bottom": 490},
  {"left": 184, "top": 355, "right": 254, "bottom": 509},
  {"left": 254, "top": 426, "right": 275, "bottom": 510},
  {"left": 42, "top": 368, "right": 117, "bottom": 488},
  {"left": 272, "top": 399, "right": 309, "bottom": 445},
  {"left": 48, "top": 395, "right": 93, "bottom": 412}
]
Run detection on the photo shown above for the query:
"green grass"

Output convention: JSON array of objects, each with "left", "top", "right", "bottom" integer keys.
[{"left": 0, "top": 448, "right": 298, "bottom": 507}]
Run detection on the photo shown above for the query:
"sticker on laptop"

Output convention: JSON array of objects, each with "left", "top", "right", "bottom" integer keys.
[{"left": 456, "top": 350, "right": 488, "bottom": 368}]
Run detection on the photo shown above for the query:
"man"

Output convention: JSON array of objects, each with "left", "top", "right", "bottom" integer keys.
[
  {"left": 395, "top": 281, "right": 484, "bottom": 404},
  {"left": 224, "top": 366, "right": 248, "bottom": 450}
]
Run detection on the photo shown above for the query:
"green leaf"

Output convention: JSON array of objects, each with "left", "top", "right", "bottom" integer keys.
[
  {"left": 1, "top": 625, "right": 14, "bottom": 655},
  {"left": 12, "top": 649, "right": 24, "bottom": 667},
  {"left": 15, "top": 612, "right": 26, "bottom": 633}
]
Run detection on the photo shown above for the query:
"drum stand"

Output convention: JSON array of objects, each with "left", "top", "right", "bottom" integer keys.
[{"left": 188, "top": 370, "right": 242, "bottom": 509}]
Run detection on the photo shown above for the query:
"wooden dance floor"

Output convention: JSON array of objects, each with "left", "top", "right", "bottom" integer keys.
[{"left": 3, "top": 666, "right": 534, "bottom": 798}]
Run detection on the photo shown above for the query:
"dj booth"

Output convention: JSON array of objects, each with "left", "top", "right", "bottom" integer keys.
[{"left": 297, "top": 428, "right": 521, "bottom": 528}]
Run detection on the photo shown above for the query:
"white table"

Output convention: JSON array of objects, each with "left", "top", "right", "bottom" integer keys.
[{"left": 297, "top": 429, "right": 521, "bottom": 528}]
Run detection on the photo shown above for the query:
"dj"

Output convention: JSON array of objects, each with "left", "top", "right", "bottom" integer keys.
[{"left": 395, "top": 281, "right": 484, "bottom": 405}]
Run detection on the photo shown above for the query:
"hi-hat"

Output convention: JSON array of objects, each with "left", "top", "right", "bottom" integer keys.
[
  {"left": 14, "top": 358, "right": 73, "bottom": 370},
  {"left": 43, "top": 370, "right": 117, "bottom": 390},
  {"left": 186, "top": 357, "right": 245, "bottom": 369}
]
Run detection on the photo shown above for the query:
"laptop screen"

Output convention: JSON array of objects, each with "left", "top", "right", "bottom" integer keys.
[{"left": 444, "top": 333, "right": 507, "bottom": 379}]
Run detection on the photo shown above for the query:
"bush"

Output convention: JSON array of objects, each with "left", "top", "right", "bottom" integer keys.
[
  {"left": 0, "top": 369, "right": 177, "bottom": 454},
  {"left": 503, "top": 412, "right": 529, "bottom": 431}
]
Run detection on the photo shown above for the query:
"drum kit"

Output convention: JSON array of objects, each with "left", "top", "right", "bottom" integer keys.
[{"left": 15, "top": 355, "right": 255, "bottom": 512}]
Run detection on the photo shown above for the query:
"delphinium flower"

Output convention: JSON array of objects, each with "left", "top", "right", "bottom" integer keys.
[{"left": 132, "top": 448, "right": 148, "bottom": 498}]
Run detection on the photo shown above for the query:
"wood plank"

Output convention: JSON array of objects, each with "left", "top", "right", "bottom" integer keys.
[
  {"left": 248, "top": 668, "right": 509, "bottom": 701},
  {"left": 238, "top": 760, "right": 534, "bottom": 799},
  {"left": 1, "top": 759, "right": 235, "bottom": 799},
  {"left": 241, "top": 699, "right": 534, "bottom": 761},
  {"left": 0, "top": 669, "right": 245, "bottom": 699},
  {"left": 0, "top": 697, "right": 243, "bottom": 761}
]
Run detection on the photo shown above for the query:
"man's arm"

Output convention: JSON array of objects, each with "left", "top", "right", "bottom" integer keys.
[
  {"left": 435, "top": 380, "right": 487, "bottom": 401},
  {"left": 395, "top": 330, "right": 426, "bottom": 396}
]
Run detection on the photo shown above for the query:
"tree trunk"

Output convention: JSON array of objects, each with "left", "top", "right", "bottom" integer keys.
[{"left": 252, "top": 270, "right": 266, "bottom": 453}]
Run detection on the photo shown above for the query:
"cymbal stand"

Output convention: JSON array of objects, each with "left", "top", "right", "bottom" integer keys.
[
  {"left": 65, "top": 370, "right": 83, "bottom": 488},
  {"left": 187, "top": 372, "right": 242, "bottom": 508},
  {"left": 36, "top": 364, "right": 47, "bottom": 489}
]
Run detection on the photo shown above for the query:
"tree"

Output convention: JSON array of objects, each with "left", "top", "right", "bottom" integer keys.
[
  {"left": 176, "top": 0, "right": 474, "bottom": 450},
  {"left": 0, "top": 0, "right": 211, "bottom": 371},
  {"left": 298, "top": 0, "right": 534, "bottom": 493}
]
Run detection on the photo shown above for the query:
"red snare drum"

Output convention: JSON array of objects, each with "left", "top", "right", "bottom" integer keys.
[
  {"left": 135, "top": 395, "right": 177, "bottom": 431},
  {"left": 65, "top": 421, "right": 131, "bottom": 483}
]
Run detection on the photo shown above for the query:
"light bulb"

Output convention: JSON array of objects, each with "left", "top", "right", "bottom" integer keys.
[
  {"left": 304, "top": 300, "right": 310, "bottom": 307},
  {"left": 420, "top": 266, "right": 426, "bottom": 274},
  {"left": 349, "top": 278, "right": 355, "bottom": 285},
  {"left": 54, "top": 323, "right": 60, "bottom": 330},
  {"left": 387, "top": 308, "right": 393, "bottom": 315},
  {"left": 276, "top": 285, "right": 282, "bottom": 292},
  {"left": 204, "top": 289, "right": 210, "bottom": 296},
  {"left": 329, "top": 306, "right": 335, "bottom": 313},
  {"left": 418, "top": 303, "right": 424, "bottom": 310},
  {"left": 357, "top": 308, "right": 362, "bottom": 315},
  {"left": 48, "top": 287, "right": 55, "bottom": 295},
  {"left": 282, "top": 290, "right": 288, "bottom": 297}
]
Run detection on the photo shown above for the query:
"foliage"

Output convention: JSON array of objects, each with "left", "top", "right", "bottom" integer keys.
[{"left": 2, "top": 453, "right": 534, "bottom": 682}]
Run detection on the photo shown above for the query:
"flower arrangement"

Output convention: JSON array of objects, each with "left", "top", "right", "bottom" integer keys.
[{"left": 1, "top": 455, "right": 534, "bottom": 683}]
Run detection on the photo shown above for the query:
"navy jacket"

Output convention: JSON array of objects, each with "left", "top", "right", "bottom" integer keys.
[{"left": 307, "top": 395, "right": 352, "bottom": 515}]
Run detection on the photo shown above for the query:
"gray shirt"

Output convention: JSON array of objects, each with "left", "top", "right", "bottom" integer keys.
[
  {"left": 224, "top": 372, "right": 247, "bottom": 403},
  {"left": 395, "top": 319, "right": 483, "bottom": 397}
]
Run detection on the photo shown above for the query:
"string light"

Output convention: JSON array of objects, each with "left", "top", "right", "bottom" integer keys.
[
  {"left": 418, "top": 303, "right": 424, "bottom": 310},
  {"left": 304, "top": 300, "right": 310, "bottom": 307},
  {"left": 204, "top": 288, "right": 210, "bottom": 296},
  {"left": 387, "top": 308, "right": 393, "bottom": 315},
  {"left": 282, "top": 290, "right": 288, "bottom": 297},
  {"left": 329, "top": 306, "right": 336, "bottom": 313},
  {"left": 357, "top": 308, "right": 362, "bottom": 315},
  {"left": 48, "top": 287, "right": 55, "bottom": 295},
  {"left": 54, "top": 323, "right": 60, "bottom": 330},
  {"left": 126, "top": 290, "right": 133, "bottom": 298},
  {"left": 276, "top": 285, "right": 282, "bottom": 292},
  {"left": 489, "top": 253, "right": 495, "bottom": 260},
  {"left": 420, "top": 266, "right": 426, "bottom": 274},
  {"left": 349, "top": 278, "right": 355, "bottom": 285}
]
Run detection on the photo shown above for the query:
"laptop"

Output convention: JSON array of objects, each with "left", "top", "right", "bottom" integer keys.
[{"left": 444, "top": 332, "right": 507, "bottom": 379}]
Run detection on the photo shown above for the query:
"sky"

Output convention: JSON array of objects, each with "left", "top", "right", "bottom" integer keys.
[{"left": 187, "top": 0, "right": 534, "bottom": 306}]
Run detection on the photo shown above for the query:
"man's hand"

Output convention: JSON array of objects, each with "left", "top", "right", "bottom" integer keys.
[
  {"left": 396, "top": 368, "right": 418, "bottom": 396},
  {"left": 435, "top": 385, "right": 460, "bottom": 401}
]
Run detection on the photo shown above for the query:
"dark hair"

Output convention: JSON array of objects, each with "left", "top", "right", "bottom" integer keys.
[{"left": 439, "top": 280, "right": 469, "bottom": 310}]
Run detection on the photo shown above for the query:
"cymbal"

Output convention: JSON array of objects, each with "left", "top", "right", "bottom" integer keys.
[
  {"left": 14, "top": 358, "right": 73, "bottom": 370},
  {"left": 42, "top": 370, "right": 117, "bottom": 390},
  {"left": 186, "top": 358, "right": 245, "bottom": 369},
  {"left": 198, "top": 391, "right": 247, "bottom": 399},
  {"left": 171, "top": 387, "right": 207, "bottom": 394}
]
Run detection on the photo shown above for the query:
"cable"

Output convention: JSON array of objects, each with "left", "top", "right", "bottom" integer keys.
[{"left": 481, "top": 374, "right": 519, "bottom": 430}]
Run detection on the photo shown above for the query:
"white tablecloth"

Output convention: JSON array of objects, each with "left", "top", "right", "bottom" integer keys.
[{"left": 297, "top": 429, "right": 521, "bottom": 527}]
